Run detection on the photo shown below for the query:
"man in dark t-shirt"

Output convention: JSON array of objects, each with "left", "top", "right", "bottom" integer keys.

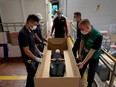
[
  {"left": 51, "top": 10, "right": 68, "bottom": 38},
  {"left": 72, "top": 12, "right": 82, "bottom": 60},
  {"left": 32, "top": 25, "right": 46, "bottom": 52},
  {"left": 18, "top": 14, "right": 42, "bottom": 87}
]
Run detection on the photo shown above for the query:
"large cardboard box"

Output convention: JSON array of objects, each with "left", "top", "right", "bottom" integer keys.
[{"left": 34, "top": 38, "right": 81, "bottom": 87}]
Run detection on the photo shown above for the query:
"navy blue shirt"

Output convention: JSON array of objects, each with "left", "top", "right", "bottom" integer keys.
[
  {"left": 18, "top": 26, "right": 36, "bottom": 61},
  {"left": 32, "top": 25, "right": 43, "bottom": 44}
]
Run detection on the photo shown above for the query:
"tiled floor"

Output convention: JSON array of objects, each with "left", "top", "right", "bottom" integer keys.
[
  {"left": 0, "top": 58, "right": 97, "bottom": 87},
  {"left": 0, "top": 58, "right": 26, "bottom": 87},
  {"left": 0, "top": 80, "right": 26, "bottom": 87}
]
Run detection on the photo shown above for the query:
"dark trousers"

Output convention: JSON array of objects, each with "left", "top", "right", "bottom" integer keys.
[
  {"left": 72, "top": 39, "right": 80, "bottom": 58},
  {"left": 50, "top": 62, "right": 65, "bottom": 77},
  {"left": 24, "top": 61, "right": 38, "bottom": 87},
  {"left": 79, "top": 58, "right": 99, "bottom": 87}
]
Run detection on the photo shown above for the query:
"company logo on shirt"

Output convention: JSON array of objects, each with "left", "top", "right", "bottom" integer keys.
[
  {"left": 88, "top": 39, "right": 93, "bottom": 42},
  {"left": 61, "top": 20, "right": 65, "bottom": 22}
]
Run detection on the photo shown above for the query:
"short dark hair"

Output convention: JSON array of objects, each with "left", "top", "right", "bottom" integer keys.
[
  {"left": 79, "top": 19, "right": 90, "bottom": 27},
  {"left": 26, "top": 14, "right": 39, "bottom": 23},
  {"left": 74, "top": 12, "right": 81, "bottom": 17}
]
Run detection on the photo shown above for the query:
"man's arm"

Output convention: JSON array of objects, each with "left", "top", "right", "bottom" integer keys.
[
  {"left": 34, "top": 33, "right": 42, "bottom": 43},
  {"left": 77, "top": 49, "right": 95, "bottom": 69},
  {"left": 35, "top": 44, "right": 39, "bottom": 51},
  {"left": 20, "top": 33, "right": 42, "bottom": 62},
  {"left": 59, "top": 53, "right": 65, "bottom": 61},
  {"left": 51, "top": 54, "right": 56, "bottom": 61},
  {"left": 78, "top": 40, "right": 84, "bottom": 60},
  {"left": 77, "top": 35, "right": 103, "bottom": 69},
  {"left": 51, "top": 21, "right": 55, "bottom": 36},
  {"left": 64, "top": 19, "right": 68, "bottom": 35},
  {"left": 35, "top": 44, "right": 43, "bottom": 57},
  {"left": 23, "top": 46, "right": 37, "bottom": 60},
  {"left": 23, "top": 46, "right": 42, "bottom": 62}
]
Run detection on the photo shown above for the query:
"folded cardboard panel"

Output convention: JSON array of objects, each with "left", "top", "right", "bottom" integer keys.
[
  {"left": 34, "top": 38, "right": 81, "bottom": 87},
  {"left": 34, "top": 78, "right": 79, "bottom": 87},
  {"left": 10, "top": 32, "right": 19, "bottom": 46},
  {"left": 105, "top": 81, "right": 116, "bottom": 87},
  {"left": 47, "top": 38, "right": 67, "bottom": 53},
  {"left": 6, "top": 31, "right": 19, "bottom": 46}
]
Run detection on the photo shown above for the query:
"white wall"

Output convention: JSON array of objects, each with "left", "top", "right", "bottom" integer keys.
[
  {"left": 61, "top": 0, "right": 116, "bottom": 25},
  {"left": 0, "top": 0, "right": 23, "bottom": 23},
  {"left": 23, "top": 0, "right": 46, "bottom": 22},
  {"left": 0, "top": 0, "right": 52, "bottom": 57},
  {"left": 46, "top": 1, "right": 52, "bottom": 36},
  {"left": 0, "top": 0, "right": 47, "bottom": 23}
]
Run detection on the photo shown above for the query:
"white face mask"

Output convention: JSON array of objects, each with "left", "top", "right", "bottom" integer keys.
[
  {"left": 81, "top": 30, "right": 88, "bottom": 35},
  {"left": 30, "top": 26, "right": 37, "bottom": 30},
  {"left": 73, "top": 18, "right": 77, "bottom": 22}
]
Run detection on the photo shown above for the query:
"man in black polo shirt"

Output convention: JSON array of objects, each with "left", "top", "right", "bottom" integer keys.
[
  {"left": 50, "top": 10, "right": 68, "bottom": 38},
  {"left": 18, "top": 14, "right": 42, "bottom": 87},
  {"left": 72, "top": 12, "right": 82, "bottom": 61}
]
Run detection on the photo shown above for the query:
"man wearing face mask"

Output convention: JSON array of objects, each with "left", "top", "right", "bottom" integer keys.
[
  {"left": 32, "top": 13, "right": 47, "bottom": 52},
  {"left": 72, "top": 12, "right": 82, "bottom": 60},
  {"left": 32, "top": 24, "right": 45, "bottom": 52},
  {"left": 51, "top": 10, "right": 68, "bottom": 38},
  {"left": 18, "top": 14, "right": 42, "bottom": 87},
  {"left": 77, "top": 19, "right": 103, "bottom": 87}
]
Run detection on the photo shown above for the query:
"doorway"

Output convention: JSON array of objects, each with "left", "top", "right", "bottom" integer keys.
[
  {"left": 0, "top": 15, "right": 3, "bottom": 32},
  {"left": 52, "top": 2, "right": 59, "bottom": 15}
]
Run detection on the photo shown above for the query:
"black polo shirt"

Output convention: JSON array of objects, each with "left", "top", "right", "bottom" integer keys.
[
  {"left": 76, "top": 23, "right": 81, "bottom": 43},
  {"left": 54, "top": 16, "right": 66, "bottom": 37},
  {"left": 18, "top": 26, "right": 36, "bottom": 62}
]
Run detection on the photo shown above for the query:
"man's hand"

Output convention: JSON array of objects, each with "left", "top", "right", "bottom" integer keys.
[
  {"left": 38, "top": 50, "right": 43, "bottom": 57},
  {"left": 51, "top": 58, "right": 56, "bottom": 61},
  {"left": 66, "top": 34, "right": 70, "bottom": 37},
  {"left": 77, "top": 62, "right": 84, "bottom": 69},
  {"left": 58, "top": 58, "right": 65, "bottom": 61},
  {"left": 50, "top": 33, "right": 52, "bottom": 37},
  {"left": 40, "top": 51, "right": 43, "bottom": 57},
  {"left": 35, "top": 57, "right": 42, "bottom": 63},
  {"left": 43, "top": 41, "right": 47, "bottom": 46}
]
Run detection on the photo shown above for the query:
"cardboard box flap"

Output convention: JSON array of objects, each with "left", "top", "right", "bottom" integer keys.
[
  {"left": 48, "top": 38, "right": 67, "bottom": 46},
  {"left": 48, "top": 38, "right": 67, "bottom": 53}
]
